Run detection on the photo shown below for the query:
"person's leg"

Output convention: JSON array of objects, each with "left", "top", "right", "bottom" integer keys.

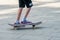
[
  {"left": 15, "top": 0, "right": 25, "bottom": 24},
  {"left": 15, "top": 8, "right": 23, "bottom": 24},
  {"left": 21, "top": 7, "right": 32, "bottom": 24},
  {"left": 23, "top": 8, "right": 31, "bottom": 21},
  {"left": 21, "top": 0, "right": 33, "bottom": 24}
]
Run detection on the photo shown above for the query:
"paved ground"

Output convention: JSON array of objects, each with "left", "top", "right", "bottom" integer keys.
[{"left": 0, "top": 0, "right": 60, "bottom": 40}]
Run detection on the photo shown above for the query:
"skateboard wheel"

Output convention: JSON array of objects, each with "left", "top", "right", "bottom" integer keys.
[{"left": 32, "top": 25, "right": 35, "bottom": 29}]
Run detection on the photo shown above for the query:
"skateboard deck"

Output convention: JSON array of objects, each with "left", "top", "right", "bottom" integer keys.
[{"left": 8, "top": 21, "right": 42, "bottom": 30}]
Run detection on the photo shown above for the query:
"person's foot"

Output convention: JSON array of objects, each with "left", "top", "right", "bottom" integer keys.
[
  {"left": 14, "top": 20, "right": 20, "bottom": 24},
  {"left": 21, "top": 20, "right": 32, "bottom": 24}
]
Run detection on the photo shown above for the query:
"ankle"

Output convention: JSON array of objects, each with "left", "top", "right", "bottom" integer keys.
[
  {"left": 15, "top": 20, "right": 19, "bottom": 23},
  {"left": 23, "top": 17, "right": 27, "bottom": 21}
]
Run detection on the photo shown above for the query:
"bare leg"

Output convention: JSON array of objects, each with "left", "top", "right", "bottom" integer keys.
[
  {"left": 16, "top": 8, "right": 23, "bottom": 21},
  {"left": 15, "top": 8, "right": 23, "bottom": 23},
  {"left": 24, "top": 8, "right": 31, "bottom": 20},
  {"left": 21, "top": 8, "right": 31, "bottom": 23}
]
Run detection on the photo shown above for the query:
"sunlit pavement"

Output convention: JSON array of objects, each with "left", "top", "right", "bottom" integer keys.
[{"left": 0, "top": 0, "right": 60, "bottom": 40}]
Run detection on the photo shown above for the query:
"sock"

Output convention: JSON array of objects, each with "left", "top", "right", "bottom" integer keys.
[
  {"left": 15, "top": 20, "right": 19, "bottom": 23},
  {"left": 23, "top": 17, "right": 26, "bottom": 21}
]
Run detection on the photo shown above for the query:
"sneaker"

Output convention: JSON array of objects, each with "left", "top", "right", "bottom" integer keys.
[
  {"left": 21, "top": 20, "right": 32, "bottom": 24},
  {"left": 14, "top": 20, "right": 20, "bottom": 24}
]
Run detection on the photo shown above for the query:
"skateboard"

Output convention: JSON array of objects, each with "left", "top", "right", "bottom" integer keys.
[{"left": 8, "top": 21, "right": 42, "bottom": 30}]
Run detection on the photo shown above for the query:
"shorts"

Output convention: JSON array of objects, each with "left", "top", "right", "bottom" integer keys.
[{"left": 19, "top": 0, "right": 33, "bottom": 8}]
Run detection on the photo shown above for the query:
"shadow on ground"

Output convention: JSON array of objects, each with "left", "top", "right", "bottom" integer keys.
[
  {"left": 0, "top": 0, "right": 60, "bottom": 10},
  {"left": 10, "top": 27, "right": 47, "bottom": 30},
  {"left": 0, "top": 5, "right": 18, "bottom": 10}
]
